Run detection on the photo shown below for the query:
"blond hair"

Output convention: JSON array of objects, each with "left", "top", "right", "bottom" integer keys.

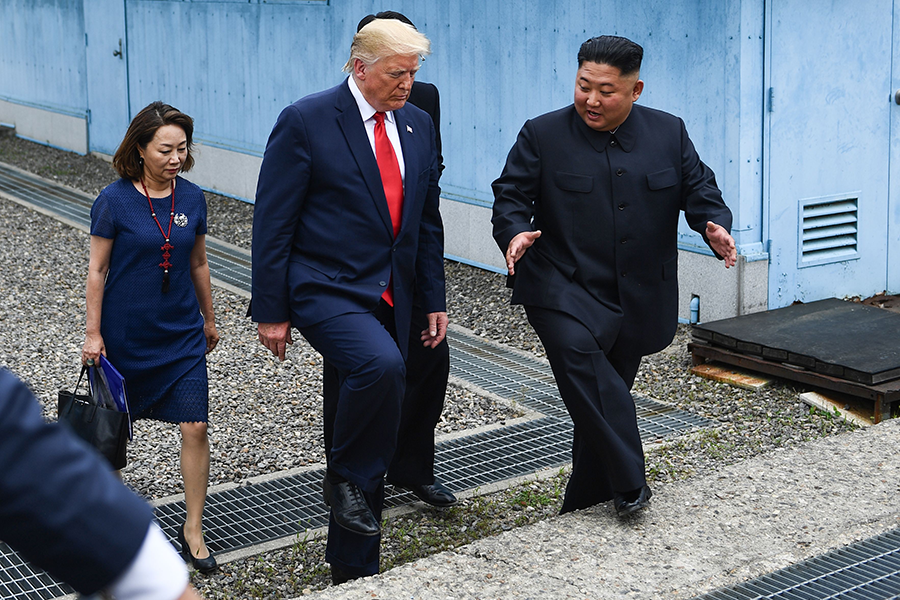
[{"left": 342, "top": 18, "right": 431, "bottom": 73}]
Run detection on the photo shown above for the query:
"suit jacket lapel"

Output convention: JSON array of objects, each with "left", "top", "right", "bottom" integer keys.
[
  {"left": 335, "top": 80, "right": 394, "bottom": 237},
  {"left": 395, "top": 107, "right": 420, "bottom": 235}
]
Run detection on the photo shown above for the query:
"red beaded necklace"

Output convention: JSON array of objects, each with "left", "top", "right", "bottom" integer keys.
[{"left": 140, "top": 178, "right": 175, "bottom": 293}]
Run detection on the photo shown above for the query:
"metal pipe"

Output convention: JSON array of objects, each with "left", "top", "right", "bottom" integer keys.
[{"left": 690, "top": 296, "right": 700, "bottom": 324}]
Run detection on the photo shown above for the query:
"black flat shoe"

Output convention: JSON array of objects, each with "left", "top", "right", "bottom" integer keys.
[
  {"left": 392, "top": 479, "right": 458, "bottom": 507},
  {"left": 323, "top": 477, "right": 381, "bottom": 536},
  {"left": 614, "top": 485, "right": 652, "bottom": 517},
  {"left": 177, "top": 522, "right": 218, "bottom": 574},
  {"left": 330, "top": 564, "right": 362, "bottom": 585}
]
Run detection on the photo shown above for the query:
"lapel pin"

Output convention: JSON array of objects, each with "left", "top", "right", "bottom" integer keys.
[{"left": 407, "top": 125, "right": 413, "bottom": 133}]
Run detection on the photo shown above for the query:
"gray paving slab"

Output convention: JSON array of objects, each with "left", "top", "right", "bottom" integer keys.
[{"left": 300, "top": 418, "right": 900, "bottom": 599}]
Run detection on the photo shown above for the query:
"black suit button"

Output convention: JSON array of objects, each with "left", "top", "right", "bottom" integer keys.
[
  {"left": 620, "top": 238, "right": 627, "bottom": 244},
  {"left": 621, "top": 271, "right": 627, "bottom": 277},
  {"left": 379, "top": 281, "right": 387, "bottom": 287},
  {"left": 618, "top": 203, "right": 626, "bottom": 210},
  {"left": 610, "top": 140, "right": 617, "bottom": 146},
  {"left": 616, "top": 169, "right": 625, "bottom": 176}
]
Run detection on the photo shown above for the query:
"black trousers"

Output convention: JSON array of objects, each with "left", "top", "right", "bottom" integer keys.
[
  {"left": 525, "top": 306, "right": 646, "bottom": 514},
  {"left": 323, "top": 297, "right": 450, "bottom": 487}
]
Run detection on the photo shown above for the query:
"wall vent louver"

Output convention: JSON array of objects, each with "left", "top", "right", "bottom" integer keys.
[{"left": 798, "top": 195, "right": 859, "bottom": 267}]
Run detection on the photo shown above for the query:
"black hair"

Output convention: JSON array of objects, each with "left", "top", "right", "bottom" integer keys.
[
  {"left": 357, "top": 11, "right": 417, "bottom": 32},
  {"left": 113, "top": 101, "right": 194, "bottom": 180},
  {"left": 577, "top": 35, "right": 643, "bottom": 76}
]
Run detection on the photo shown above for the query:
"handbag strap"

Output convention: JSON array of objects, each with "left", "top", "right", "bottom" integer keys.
[{"left": 74, "top": 365, "right": 89, "bottom": 394}]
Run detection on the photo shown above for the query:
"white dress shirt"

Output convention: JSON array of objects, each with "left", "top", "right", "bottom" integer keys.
[
  {"left": 107, "top": 522, "right": 189, "bottom": 600},
  {"left": 348, "top": 75, "right": 406, "bottom": 181}
]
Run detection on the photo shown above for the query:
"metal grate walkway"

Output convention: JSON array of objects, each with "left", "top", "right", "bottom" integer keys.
[
  {"left": 698, "top": 528, "right": 900, "bottom": 600},
  {"left": 0, "top": 161, "right": 710, "bottom": 598}
]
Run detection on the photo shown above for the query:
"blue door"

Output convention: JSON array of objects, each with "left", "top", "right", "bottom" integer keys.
[
  {"left": 84, "top": 0, "right": 129, "bottom": 156},
  {"left": 766, "top": 0, "right": 895, "bottom": 307}
]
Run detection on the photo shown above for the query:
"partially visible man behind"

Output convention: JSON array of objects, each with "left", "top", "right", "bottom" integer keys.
[
  {"left": 0, "top": 368, "right": 200, "bottom": 600},
  {"left": 492, "top": 35, "right": 735, "bottom": 518},
  {"left": 250, "top": 19, "right": 445, "bottom": 584}
]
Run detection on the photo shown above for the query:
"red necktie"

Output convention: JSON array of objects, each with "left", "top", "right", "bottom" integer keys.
[{"left": 373, "top": 112, "right": 404, "bottom": 306}]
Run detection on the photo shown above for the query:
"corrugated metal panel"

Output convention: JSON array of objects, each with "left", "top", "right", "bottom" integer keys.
[
  {"left": 125, "top": 0, "right": 339, "bottom": 156},
  {"left": 0, "top": 0, "right": 737, "bottom": 208},
  {"left": 0, "top": 0, "right": 87, "bottom": 116},
  {"left": 116, "top": 0, "right": 732, "bottom": 199},
  {"left": 1, "top": 0, "right": 759, "bottom": 259}
]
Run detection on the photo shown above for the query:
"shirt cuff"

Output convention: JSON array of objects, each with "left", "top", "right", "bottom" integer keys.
[{"left": 108, "top": 522, "right": 189, "bottom": 600}]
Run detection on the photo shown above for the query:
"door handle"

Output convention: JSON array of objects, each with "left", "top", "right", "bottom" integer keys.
[{"left": 113, "top": 38, "right": 123, "bottom": 59}]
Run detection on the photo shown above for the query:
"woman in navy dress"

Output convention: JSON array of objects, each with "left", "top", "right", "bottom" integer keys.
[{"left": 82, "top": 101, "right": 219, "bottom": 574}]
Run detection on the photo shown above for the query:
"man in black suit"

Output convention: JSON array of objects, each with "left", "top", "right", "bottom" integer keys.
[
  {"left": 492, "top": 35, "right": 736, "bottom": 517},
  {"left": 322, "top": 10, "right": 456, "bottom": 509},
  {"left": 0, "top": 368, "right": 199, "bottom": 599}
]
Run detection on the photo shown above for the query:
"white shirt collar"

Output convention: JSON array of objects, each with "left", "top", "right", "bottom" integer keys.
[{"left": 347, "top": 76, "right": 395, "bottom": 124}]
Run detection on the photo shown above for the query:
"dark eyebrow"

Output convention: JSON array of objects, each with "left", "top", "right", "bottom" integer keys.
[{"left": 579, "top": 75, "right": 616, "bottom": 88}]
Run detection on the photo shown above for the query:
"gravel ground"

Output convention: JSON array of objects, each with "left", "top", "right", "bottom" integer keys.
[{"left": 0, "top": 132, "right": 860, "bottom": 598}]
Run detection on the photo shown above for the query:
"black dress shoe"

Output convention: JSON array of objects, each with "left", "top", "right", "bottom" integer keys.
[
  {"left": 394, "top": 479, "right": 458, "bottom": 507},
  {"left": 322, "top": 477, "right": 381, "bottom": 536},
  {"left": 177, "top": 522, "right": 218, "bottom": 574},
  {"left": 330, "top": 564, "right": 361, "bottom": 585},
  {"left": 614, "top": 485, "right": 652, "bottom": 517}
]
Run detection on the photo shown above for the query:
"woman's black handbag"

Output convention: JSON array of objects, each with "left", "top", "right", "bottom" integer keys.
[{"left": 58, "top": 365, "right": 128, "bottom": 469}]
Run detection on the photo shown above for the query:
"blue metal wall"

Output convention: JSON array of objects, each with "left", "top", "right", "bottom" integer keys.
[
  {"left": 2, "top": 0, "right": 757, "bottom": 250},
  {"left": 0, "top": 0, "right": 87, "bottom": 119}
]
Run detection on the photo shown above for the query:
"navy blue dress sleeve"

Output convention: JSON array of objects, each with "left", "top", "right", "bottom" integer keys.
[{"left": 90, "top": 186, "right": 118, "bottom": 239}]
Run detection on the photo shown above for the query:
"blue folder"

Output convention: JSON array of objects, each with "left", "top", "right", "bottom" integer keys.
[{"left": 89, "top": 355, "right": 133, "bottom": 440}]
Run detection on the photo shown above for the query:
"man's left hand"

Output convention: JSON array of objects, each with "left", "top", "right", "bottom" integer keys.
[
  {"left": 706, "top": 221, "right": 737, "bottom": 268},
  {"left": 421, "top": 312, "right": 448, "bottom": 348}
]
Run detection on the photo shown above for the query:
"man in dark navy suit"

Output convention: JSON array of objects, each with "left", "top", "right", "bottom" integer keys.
[
  {"left": 492, "top": 35, "right": 736, "bottom": 518},
  {"left": 318, "top": 10, "right": 456, "bottom": 510},
  {"left": 251, "top": 18, "right": 446, "bottom": 583},
  {"left": 0, "top": 368, "right": 199, "bottom": 599}
]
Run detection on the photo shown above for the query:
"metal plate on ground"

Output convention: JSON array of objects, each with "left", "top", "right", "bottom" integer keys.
[
  {"left": 0, "top": 543, "right": 72, "bottom": 599},
  {"left": 692, "top": 299, "right": 900, "bottom": 385},
  {"left": 698, "top": 527, "right": 900, "bottom": 600}
]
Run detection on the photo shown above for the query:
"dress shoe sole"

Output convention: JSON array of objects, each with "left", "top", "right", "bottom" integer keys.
[
  {"left": 615, "top": 486, "right": 652, "bottom": 517},
  {"left": 332, "top": 518, "right": 381, "bottom": 536},
  {"left": 322, "top": 479, "right": 381, "bottom": 536},
  {"left": 389, "top": 482, "right": 458, "bottom": 508},
  {"left": 411, "top": 490, "right": 458, "bottom": 508}
]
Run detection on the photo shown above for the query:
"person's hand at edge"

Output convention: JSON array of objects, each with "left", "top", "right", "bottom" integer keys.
[
  {"left": 505, "top": 230, "right": 542, "bottom": 275},
  {"left": 257, "top": 321, "right": 292, "bottom": 361},
  {"left": 706, "top": 221, "right": 737, "bottom": 268},
  {"left": 204, "top": 321, "right": 219, "bottom": 354},
  {"left": 421, "top": 312, "right": 448, "bottom": 348},
  {"left": 82, "top": 332, "right": 106, "bottom": 365}
]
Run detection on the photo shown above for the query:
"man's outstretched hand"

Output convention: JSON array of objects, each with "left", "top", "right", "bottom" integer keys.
[
  {"left": 706, "top": 222, "right": 736, "bottom": 268},
  {"left": 505, "top": 230, "right": 542, "bottom": 275}
]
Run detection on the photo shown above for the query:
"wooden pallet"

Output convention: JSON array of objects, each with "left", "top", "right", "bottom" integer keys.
[{"left": 689, "top": 341, "right": 900, "bottom": 424}]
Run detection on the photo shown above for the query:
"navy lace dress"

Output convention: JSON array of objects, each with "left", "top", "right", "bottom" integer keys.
[{"left": 91, "top": 177, "right": 209, "bottom": 423}]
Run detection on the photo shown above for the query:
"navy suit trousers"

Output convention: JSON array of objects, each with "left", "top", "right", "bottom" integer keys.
[
  {"left": 323, "top": 295, "right": 450, "bottom": 487},
  {"left": 300, "top": 301, "right": 403, "bottom": 575}
]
